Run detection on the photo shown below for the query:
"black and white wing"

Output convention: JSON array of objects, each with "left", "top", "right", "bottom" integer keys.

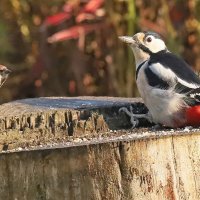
[{"left": 145, "top": 50, "right": 200, "bottom": 92}]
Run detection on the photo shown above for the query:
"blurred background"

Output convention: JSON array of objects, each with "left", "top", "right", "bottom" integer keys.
[{"left": 0, "top": 0, "right": 200, "bottom": 103}]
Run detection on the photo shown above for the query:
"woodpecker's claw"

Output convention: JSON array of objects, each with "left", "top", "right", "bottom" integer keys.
[
  {"left": 119, "top": 106, "right": 152, "bottom": 128},
  {"left": 119, "top": 107, "right": 139, "bottom": 128}
]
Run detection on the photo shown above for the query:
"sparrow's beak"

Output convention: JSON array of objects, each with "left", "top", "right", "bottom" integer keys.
[
  {"left": 118, "top": 36, "right": 136, "bottom": 45},
  {"left": 0, "top": 66, "right": 11, "bottom": 87},
  {"left": 5, "top": 69, "right": 11, "bottom": 75}
]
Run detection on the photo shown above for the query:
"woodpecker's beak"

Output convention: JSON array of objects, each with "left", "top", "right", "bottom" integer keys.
[
  {"left": 4, "top": 69, "right": 11, "bottom": 75},
  {"left": 118, "top": 36, "right": 136, "bottom": 45},
  {"left": 119, "top": 32, "right": 145, "bottom": 46}
]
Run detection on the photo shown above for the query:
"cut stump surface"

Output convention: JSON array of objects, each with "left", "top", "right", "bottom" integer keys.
[{"left": 0, "top": 97, "right": 200, "bottom": 200}]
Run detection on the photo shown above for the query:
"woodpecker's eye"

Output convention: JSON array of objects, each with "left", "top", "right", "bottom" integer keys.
[{"left": 146, "top": 37, "right": 152, "bottom": 43}]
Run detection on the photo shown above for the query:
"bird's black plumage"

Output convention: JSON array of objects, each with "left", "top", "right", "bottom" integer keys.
[
  {"left": 149, "top": 50, "right": 200, "bottom": 85},
  {"left": 136, "top": 61, "right": 146, "bottom": 80},
  {"left": 184, "top": 87, "right": 200, "bottom": 106},
  {"left": 147, "top": 50, "right": 200, "bottom": 106},
  {"left": 144, "top": 67, "right": 170, "bottom": 89},
  {"left": 174, "top": 82, "right": 193, "bottom": 94},
  {"left": 144, "top": 31, "right": 162, "bottom": 40},
  {"left": 134, "top": 32, "right": 200, "bottom": 106},
  {"left": 136, "top": 49, "right": 200, "bottom": 96}
]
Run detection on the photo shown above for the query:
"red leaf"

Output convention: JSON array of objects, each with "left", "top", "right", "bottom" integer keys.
[
  {"left": 44, "top": 12, "right": 71, "bottom": 26},
  {"left": 76, "top": 13, "right": 96, "bottom": 23},
  {"left": 47, "top": 23, "right": 104, "bottom": 43},
  {"left": 62, "top": 2, "right": 74, "bottom": 13},
  {"left": 169, "top": 5, "right": 186, "bottom": 25},
  {"left": 76, "top": 0, "right": 105, "bottom": 23},
  {"left": 69, "top": 80, "right": 76, "bottom": 94},
  {"left": 82, "top": 0, "right": 104, "bottom": 13}
]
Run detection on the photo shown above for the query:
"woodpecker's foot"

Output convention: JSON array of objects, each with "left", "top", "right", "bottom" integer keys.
[
  {"left": 119, "top": 106, "right": 152, "bottom": 128},
  {"left": 119, "top": 107, "right": 139, "bottom": 128},
  {"left": 150, "top": 124, "right": 163, "bottom": 131}
]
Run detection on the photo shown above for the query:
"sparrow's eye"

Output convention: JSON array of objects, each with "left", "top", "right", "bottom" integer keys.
[{"left": 146, "top": 37, "right": 152, "bottom": 43}]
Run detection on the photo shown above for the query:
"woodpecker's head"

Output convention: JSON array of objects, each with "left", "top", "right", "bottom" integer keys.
[
  {"left": 119, "top": 31, "right": 167, "bottom": 66},
  {"left": 0, "top": 65, "right": 11, "bottom": 87}
]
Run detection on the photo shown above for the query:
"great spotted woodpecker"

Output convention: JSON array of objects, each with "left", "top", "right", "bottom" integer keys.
[{"left": 119, "top": 31, "right": 200, "bottom": 128}]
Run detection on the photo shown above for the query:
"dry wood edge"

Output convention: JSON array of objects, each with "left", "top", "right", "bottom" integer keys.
[
  {"left": 2, "top": 128, "right": 199, "bottom": 153},
  {"left": 0, "top": 96, "right": 199, "bottom": 152}
]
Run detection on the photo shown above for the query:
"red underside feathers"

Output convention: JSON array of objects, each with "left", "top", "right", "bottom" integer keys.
[{"left": 186, "top": 105, "right": 200, "bottom": 126}]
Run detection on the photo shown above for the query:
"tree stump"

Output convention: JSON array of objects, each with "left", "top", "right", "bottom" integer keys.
[{"left": 0, "top": 97, "right": 199, "bottom": 200}]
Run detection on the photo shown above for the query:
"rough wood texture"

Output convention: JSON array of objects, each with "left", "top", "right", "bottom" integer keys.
[
  {"left": 0, "top": 97, "right": 148, "bottom": 151},
  {"left": 0, "top": 97, "right": 200, "bottom": 200},
  {"left": 0, "top": 97, "right": 146, "bottom": 133},
  {"left": 1, "top": 133, "right": 200, "bottom": 200}
]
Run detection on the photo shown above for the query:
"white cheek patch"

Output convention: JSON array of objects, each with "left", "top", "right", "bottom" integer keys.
[{"left": 145, "top": 38, "right": 166, "bottom": 53}]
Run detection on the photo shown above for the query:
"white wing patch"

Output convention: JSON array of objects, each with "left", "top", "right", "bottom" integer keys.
[
  {"left": 177, "top": 77, "right": 199, "bottom": 89},
  {"left": 149, "top": 63, "right": 200, "bottom": 89}
]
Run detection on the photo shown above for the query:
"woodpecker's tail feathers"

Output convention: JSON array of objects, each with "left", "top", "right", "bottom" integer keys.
[
  {"left": 174, "top": 82, "right": 192, "bottom": 94},
  {"left": 184, "top": 87, "right": 200, "bottom": 106},
  {"left": 187, "top": 87, "right": 200, "bottom": 98}
]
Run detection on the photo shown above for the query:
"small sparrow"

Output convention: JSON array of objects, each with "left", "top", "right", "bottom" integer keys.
[{"left": 0, "top": 65, "right": 11, "bottom": 87}]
